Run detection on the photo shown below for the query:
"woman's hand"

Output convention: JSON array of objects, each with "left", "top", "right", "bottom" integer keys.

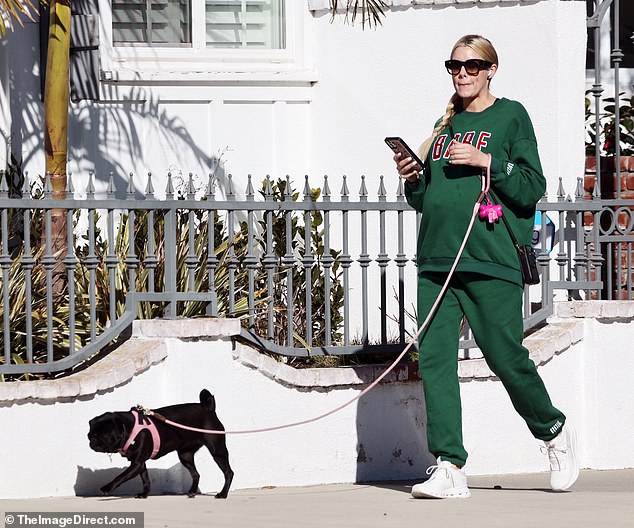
[
  {"left": 394, "top": 153, "right": 421, "bottom": 183},
  {"left": 447, "top": 142, "right": 489, "bottom": 168}
]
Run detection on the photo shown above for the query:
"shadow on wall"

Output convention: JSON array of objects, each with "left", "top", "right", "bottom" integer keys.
[
  {"left": 7, "top": 20, "right": 218, "bottom": 198},
  {"left": 355, "top": 382, "right": 435, "bottom": 484}
]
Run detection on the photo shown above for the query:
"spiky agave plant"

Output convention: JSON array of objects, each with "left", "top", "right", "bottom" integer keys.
[{"left": 1, "top": 206, "right": 257, "bottom": 380}]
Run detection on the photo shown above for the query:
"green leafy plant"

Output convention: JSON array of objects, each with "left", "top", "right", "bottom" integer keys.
[
  {"left": 243, "top": 178, "right": 345, "bottom": 353},
  {"left": 586, "top": 91, "right": 634, "bottom": 156}
]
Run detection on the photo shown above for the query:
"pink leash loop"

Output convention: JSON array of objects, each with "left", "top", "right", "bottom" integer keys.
[{"left": 478, "top": 154, "right": 502, "bottom": 223}]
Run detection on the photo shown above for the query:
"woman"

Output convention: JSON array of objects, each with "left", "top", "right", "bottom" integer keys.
[{"left": 394, "top": 35, "right": 578, "bottom": 499}]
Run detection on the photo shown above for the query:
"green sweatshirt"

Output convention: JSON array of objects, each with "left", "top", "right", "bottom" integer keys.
[{"left": 405, "top": 97, "right": 546, "bottom": 285}]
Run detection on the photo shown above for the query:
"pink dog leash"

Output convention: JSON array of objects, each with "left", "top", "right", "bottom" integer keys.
[{"left": 141, "top": 172, "right": 490, "bottom": 436}]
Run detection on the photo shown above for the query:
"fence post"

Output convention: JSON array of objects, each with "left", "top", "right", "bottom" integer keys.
[{"left": 164, "top": 172, "right": 177, "bottom": 318}]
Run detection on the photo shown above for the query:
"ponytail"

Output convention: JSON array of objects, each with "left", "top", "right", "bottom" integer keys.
[{"left": 418, "top": 92, "right": 462, "bottom": 161}]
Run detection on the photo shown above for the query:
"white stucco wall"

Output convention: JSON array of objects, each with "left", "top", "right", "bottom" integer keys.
[
  {"left": 308, "top": 1, "right": 587, "bottom": 197},
  {"left": 4, "top": 1, "right": 587, "bottom": 196},
  {"left": 0, "top": 302, "right": 633, "bottom": 499}
]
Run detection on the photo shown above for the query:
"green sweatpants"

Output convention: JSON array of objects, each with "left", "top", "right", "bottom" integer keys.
[{"left": 417, "top": 271, "right": 566, "bottom": 468}]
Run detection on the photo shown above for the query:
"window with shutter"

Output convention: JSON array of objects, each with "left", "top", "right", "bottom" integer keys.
[
  {"left": 206, "top": 0, "right": 284, "bottom": 49},
  {"left": 112, "top": 0, "right": 284, "bottom": 49},
  {"left": 102, "top": 0, "right": 309, "bottom": 80},
  {"left": 112, "top": 0, "right": 191, "bottom": 46}
]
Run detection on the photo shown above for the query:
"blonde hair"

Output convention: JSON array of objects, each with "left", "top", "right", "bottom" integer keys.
[{"left": 418, "top": 35, "right": 499, "bottom": 161}]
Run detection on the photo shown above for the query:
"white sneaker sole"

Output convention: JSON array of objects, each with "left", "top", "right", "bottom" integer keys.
[
  {"left": 551, "top": 425, "right": 580, "bottom": 492},
  {"left": 411, "top": 487, "right": 471, "bottom": 499}
]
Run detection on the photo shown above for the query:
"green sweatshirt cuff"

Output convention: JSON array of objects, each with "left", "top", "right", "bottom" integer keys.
[
  {"left": 490, "top": 157, "right": 505, "bottom": 175},
  {"left": 404, "top": 179, "right": 422, "bottom": 192}
]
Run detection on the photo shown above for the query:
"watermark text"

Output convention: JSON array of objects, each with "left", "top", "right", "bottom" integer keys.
[{"left": 4, "top": 512, "right": 143, "bottom": 528}]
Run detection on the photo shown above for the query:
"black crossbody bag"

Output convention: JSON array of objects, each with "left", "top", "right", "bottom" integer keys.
[{"left": 489, "top": 194, "right": 540, "bottom": 286}]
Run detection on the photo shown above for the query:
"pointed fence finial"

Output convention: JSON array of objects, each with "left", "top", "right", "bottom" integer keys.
[
  {"left": 557, "top": 176, "right": 565, "bottom": 202},
  {"left": 127, "top": 172, "right": 135, "bottom": 199},
  {"left": 264, "top": 175, "right": 273, "bottom": 200},
  {"left": 206, "top": 173, "right": 216, "bottom": 199},
  {"left": 322, "top": 175, "right": 331, "bottom": 202},
  {"left": 187, "top": 173, "right": 196, "bottom": 199},
  {"left": 0, "top": 170, "right": 8, "bottom": 195},
  {"left": 378, "top": 175, "right": 387, "bottom": 201},
  {"left": 145, "top": 172, "right": 155, "bottom": 198},
  {"left": 396, "top": 177, "right": 405, "bottom": 200},
  {"left": 107, "top": 172, "right": 116, "bottom": 197},
  {"left": 44, "top": 172, "right": 53, "bottom": 198},
  {"left": 66, "top": 172, "right": 74, "bottom": 194},
  {"left": 340, "top": 175, "right": 350, "bottom": 201},
  {"left": 226, "top": 174, "right": 235, "bottom": 200},
  {"left": 22, "top": 172, "right": 30, "bottom": 198},
  {"left": 246, "top": 174, "right": 255, "bottom": 200},
  {"left": 575, "top": 176, "right": 584, "bottom": 201},
  {"left": 303, "top": 175, "right": 312, "bottom": 201},
  {"left": 359, "top": 175, "right": 368, "bottom": 201},
  {"left": 87, "top": 171, "right": 95, "bottom": 199},
  {"left": 166, "top": 172, "right": 175, "bottom": 199},
  {"left": 284, "top": 175, "right": 292, "bottom": 201}
]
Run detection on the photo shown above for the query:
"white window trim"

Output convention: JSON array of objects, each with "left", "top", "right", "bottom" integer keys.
[{"left": 98, "top": 0, "right": 316, "bottom": 83}]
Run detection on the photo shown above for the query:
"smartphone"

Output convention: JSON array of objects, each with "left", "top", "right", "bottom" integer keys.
[{"left": 385, "top": 136, "right": 425, "bottom": 173}]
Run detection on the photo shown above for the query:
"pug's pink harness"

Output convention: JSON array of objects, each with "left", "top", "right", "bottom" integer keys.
[{"left": 120, "top": 409, "right": 161, "bottom": 459}]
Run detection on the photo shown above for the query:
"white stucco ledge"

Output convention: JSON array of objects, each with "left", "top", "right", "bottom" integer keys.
[
  {"left": 232, "top": 318, "right": 585, "bottom": 387},
  {"left": 0, "top": 338, "right": 168, "bottom": 403},
  {"left": 454, "top": 319, "right": 584, "bottom": 382},
  {"left": 0, "top": 318, "right": 240, "bottom": 404},
  {"left": 307, "top": 0, "right": 558, "bottom": 10},
  {"left": 552, "top": 300, "right": 634, "bottom": 320},
  {"left": 131, "top": 317, "right": 241, "bottom": 339},
  {"left": 231, "top": 341, "right": 421, "bottom": 389},
  {"left": 0, "top": 304, "right": 608, "bottom": 401},
  {"left": 103, "top": 70, "right": 319, "bottom": 85}
]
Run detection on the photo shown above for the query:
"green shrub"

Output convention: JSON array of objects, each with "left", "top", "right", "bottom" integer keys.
[{"left": 586, "top": 91, "right": 634, "bottom": 156}]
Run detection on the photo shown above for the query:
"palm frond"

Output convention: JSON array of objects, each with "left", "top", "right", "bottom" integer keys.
[
  {"left": 0, "top": 0, "right": 36, "bottom": 35},
  {"left": 330, "top": 0, "right": 388, "bottom": 29}
]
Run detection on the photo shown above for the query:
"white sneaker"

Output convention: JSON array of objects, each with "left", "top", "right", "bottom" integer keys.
[
  {"left": 411, "top": 458, "right": 471, "bottom": 499},
  {"left": 544, "top": 424, "right": 579, "bottom": 491}
]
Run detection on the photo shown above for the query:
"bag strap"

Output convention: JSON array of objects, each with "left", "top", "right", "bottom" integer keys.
[{"left": 481, "top": 155, "right": 521, "bottom": 251}]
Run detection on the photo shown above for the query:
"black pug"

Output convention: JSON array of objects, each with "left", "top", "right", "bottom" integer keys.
[{"left": 88, "top": 389, "right": 233, "bottom": 499}]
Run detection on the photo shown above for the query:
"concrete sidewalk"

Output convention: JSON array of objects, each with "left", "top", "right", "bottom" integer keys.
[{"left": 2, "top": 469, "right": 633, "bottom": 528}]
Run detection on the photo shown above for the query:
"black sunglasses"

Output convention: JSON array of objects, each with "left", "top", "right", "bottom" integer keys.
[{"left": 445, "top": 59, "right": 493, "bottom": 76}]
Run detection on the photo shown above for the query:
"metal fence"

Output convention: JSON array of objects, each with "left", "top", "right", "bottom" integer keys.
[
  {"left": 1, "top": 167, "right": 630, "bottom": 377},
  {"left": 585, "top": 0, "right": 634, "bottom": 301}
]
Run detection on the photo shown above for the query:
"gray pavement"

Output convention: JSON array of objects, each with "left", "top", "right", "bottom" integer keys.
[{"left": 2, "top": 469, "right": 633, "bottom": 528}]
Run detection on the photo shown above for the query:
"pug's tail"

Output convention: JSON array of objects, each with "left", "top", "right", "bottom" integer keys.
[{"left": 199, "top": 389, "right": 216, "bottom": 413}]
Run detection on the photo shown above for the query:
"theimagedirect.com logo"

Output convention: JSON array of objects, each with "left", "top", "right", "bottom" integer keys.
[{"left": 4, "top": 512, "right": 143, "bottom": 527}]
